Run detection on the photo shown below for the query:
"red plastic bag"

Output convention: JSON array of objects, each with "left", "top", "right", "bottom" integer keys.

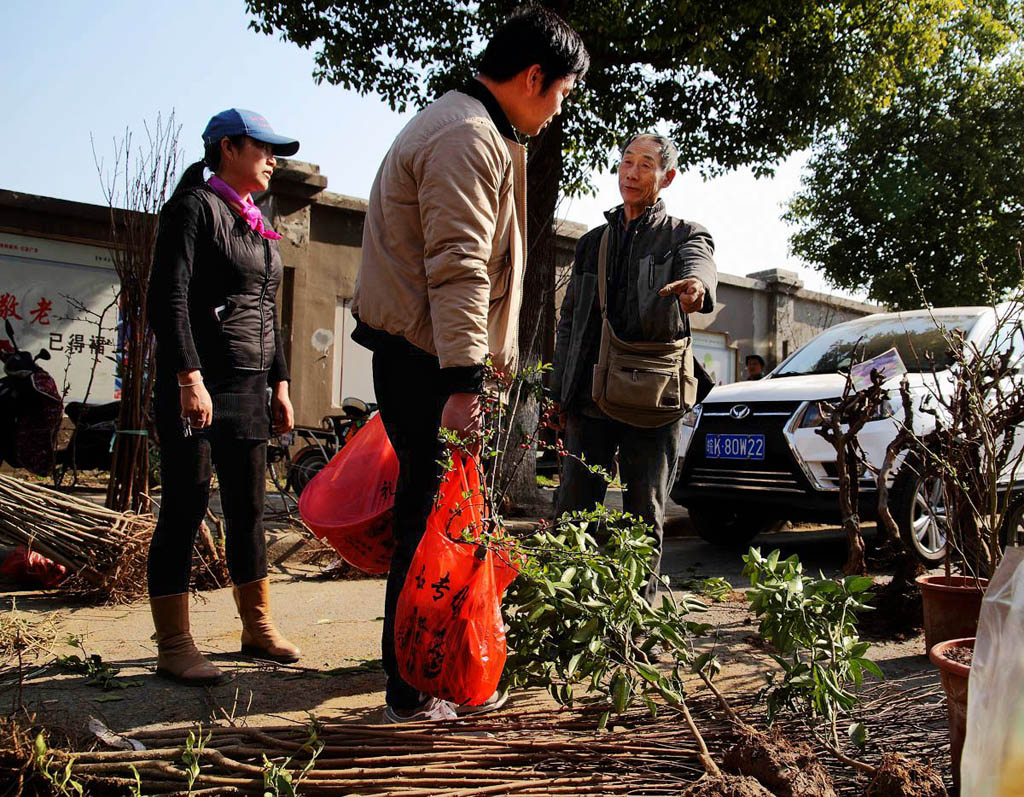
[
  {"left": 1, "top": 546, "right": 67, "bottom": 588},
  {"left": 395, "top": 454, "right": 520, "bottom": 706},
  {"left": 298, "top": 414, "right": 397, "bottom": 574}
]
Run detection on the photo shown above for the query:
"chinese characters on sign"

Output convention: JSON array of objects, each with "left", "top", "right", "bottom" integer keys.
[{"left": 1, "top": 234, "right": 122, "bottom": 402}]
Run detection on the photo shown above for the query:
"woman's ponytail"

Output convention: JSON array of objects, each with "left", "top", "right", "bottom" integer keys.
[
  {"left": 169, "top": 159, "right": 208, "bottom": 201},
  {"left": 168, "top": 135, "right": 246, "bottom": 202}
]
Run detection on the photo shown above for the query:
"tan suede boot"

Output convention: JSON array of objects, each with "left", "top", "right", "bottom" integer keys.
[
  {"left": 150, "top": 593, "right": 226, "bottom": 686},
  {"left": 233, "top": 578, "right": 301, "bottom": 663}
]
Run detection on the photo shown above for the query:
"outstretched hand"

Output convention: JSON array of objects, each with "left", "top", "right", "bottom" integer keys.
[{"left": 659, "top": 277, "right": 705, "bottom": 314}]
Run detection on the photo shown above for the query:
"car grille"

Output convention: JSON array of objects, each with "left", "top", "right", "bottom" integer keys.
[{"left": 682, "top": 400, "right": 809, "bottom": 493}]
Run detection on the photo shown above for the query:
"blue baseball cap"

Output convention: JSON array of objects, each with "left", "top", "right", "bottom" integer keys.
[{"left": 202, "top": 109, "right": 300, "bottom": 156}]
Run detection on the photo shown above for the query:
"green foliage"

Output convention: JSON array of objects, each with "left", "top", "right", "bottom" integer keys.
[
  {"left": 742, "top": 548, "right": 881, "bottom": 739},
  {"left": 127, "top": 766, "right": 143, "bottom": 797},
  {"left": 502, "top": 505, "right": 710, "bottom": 720},
  {"left": 245, "top": 0, "right": 968, "bottom": 190},
  {"left": 32, "top": 733, "right": 83, "bottom": 797},
  {"left": 57, "top": 636, "right": 142, "bottom": 691},
  {"left": 182, "top": 724, "right": 211, "bottom": 792},
  {"left": 261, "top": 715, "right": 325, "bottom": 796},
  {"left": 785, "top": 5, "right": 1024, "bottom": 307},
  {"left": 681, "top": 574, "right": 734, "bottom": 603}
]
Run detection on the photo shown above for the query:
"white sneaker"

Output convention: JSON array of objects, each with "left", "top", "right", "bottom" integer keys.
[
  {"left": 381, "top": 697, "right": 457, "bottom": 724},
  {"left": 455, "top": 689, "right": 510, "bottom": 717}
]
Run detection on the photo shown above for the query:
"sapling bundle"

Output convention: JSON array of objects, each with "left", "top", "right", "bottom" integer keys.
[
  {"left": 0, "top": 474, "right": 228, "bottom": 602},
  {"left": 742, "top": 547, "right": 947, "bottom": 794}
]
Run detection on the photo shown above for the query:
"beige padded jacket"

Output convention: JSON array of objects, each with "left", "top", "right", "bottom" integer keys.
[{"left": 353, "top": 90, "right": 527, "bottom": 374}]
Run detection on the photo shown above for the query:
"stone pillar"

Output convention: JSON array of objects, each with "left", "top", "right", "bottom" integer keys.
[
  {"left": 256, "top": 161, "right": 327, "bottom": 425},
  {"left": 746, "top": 269, "right": 803, "bottom": 368}
]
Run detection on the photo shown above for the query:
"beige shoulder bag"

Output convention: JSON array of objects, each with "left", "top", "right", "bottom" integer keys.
[{"left": 590, "top": 228, "right": 698, "bottom": 428}]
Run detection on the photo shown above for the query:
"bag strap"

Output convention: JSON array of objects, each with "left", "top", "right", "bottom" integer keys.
[{"left": 597, "top": 227, "right": 610, "bottom": 320}]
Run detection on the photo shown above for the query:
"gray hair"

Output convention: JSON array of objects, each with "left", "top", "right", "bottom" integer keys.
[{"left": 621, "top": 133, "right": 679, "bottom": 173}]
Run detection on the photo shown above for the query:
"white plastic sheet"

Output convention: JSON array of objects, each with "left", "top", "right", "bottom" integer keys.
[{"left": 961, "top": 547, "right": 1024, "bottom": 795}]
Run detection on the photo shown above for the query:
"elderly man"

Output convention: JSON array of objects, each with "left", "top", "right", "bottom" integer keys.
[{"left": 550, "top": 133, "right": 717, "bottom": 603}]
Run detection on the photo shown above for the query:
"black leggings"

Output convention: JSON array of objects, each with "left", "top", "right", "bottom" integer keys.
[{"left": 147, "top": 431, "right": 268, "bottom": 597}]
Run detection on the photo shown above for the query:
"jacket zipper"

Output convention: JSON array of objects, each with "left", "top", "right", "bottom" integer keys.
[{"left": 259, "top": 238, "right": 270, "bottom": 371}]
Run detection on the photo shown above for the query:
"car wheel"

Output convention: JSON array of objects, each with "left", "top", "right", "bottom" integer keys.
[
  {"left": 287, "top": 446, "right": 329, "bottom": 497},
  {"left": 890, "top": 457, "right": 948, "bottom": 564},
  {"left": 688, "top": 504, "right": 783, "bottom": 547}
]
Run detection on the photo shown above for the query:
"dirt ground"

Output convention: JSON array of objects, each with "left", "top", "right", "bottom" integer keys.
[
  {"left": 2, "top": 523, "right": 938, "bottom": 729},
  {"left": 0, "top": 473, "right": 956, "bottom": 792}
]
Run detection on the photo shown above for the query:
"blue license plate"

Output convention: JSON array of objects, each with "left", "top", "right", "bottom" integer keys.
[{"left": 705, "top": 433, "right": 765, "bottom": 460}]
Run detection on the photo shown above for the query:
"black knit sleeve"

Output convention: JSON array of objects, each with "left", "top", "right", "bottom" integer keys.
[
  {"left": 269, "top": 310, "right": 290, "bottom": 384},
  {"left": 148, "top": 196, "right": 204, "bottom": 374}
]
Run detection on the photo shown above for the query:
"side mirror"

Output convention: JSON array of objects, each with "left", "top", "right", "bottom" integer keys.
[
  {"left": 35, "top": 349, "right": 51, "bottom": 362},
  {"left": 4, "top": 319, "right": 16, "bottom": 350}
]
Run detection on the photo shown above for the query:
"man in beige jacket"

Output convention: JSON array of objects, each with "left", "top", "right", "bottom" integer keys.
[{"left": 352, "top": 7, "right": 588, "bottom": 723}]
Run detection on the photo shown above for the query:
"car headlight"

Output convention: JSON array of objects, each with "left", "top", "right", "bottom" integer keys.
[
  {"left": 798, "top": 402, "right": 824, "bottom": 428},
  {"left": 681, "top": 406, "right": 702, "bottom": 428},
  {"left": 798, "top": 397, "right": 898, "bottom": 429}
]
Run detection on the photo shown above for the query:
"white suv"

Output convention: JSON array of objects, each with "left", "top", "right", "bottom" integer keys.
[{"left": 671, "top": 306, "right": 1024, "bottom": 563}]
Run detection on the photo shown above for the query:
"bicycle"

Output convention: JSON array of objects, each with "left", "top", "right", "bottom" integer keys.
[{"left": 266, "top": 397, "right": 377, "bottom": 508}]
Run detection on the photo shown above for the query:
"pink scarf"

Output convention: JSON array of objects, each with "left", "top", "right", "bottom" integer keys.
[{"left": 207, "top": 175, "right": 282, "bottom": 240}]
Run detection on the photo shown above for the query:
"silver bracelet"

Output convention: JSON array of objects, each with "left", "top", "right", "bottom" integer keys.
[{"left": 178, "top": 378, "right": 203, "bottom": 388}]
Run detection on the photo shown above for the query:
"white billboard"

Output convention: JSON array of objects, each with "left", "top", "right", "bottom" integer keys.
[{"left": 0, "top": 232, "right": 120, "bottom": 403}]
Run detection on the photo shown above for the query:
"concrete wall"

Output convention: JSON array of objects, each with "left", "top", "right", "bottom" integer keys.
[
  {"left": 0, "top": 160, "right": 882, "bottom": 428},
  {"left": 698, "top": 269, "right": 879, "bottom": 371}
]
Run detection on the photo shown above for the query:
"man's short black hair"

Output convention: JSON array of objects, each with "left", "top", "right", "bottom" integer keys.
[
  {"left": 746, "top": 354, "right": 766, "bottom": 368},
  {"left": 478, "top": 5, "right": 589, "bottom": 90}
]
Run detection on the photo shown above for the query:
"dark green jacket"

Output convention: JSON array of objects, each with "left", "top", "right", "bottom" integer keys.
[{"left": 551, "top": 200, "right": 717, "bottom": 410}]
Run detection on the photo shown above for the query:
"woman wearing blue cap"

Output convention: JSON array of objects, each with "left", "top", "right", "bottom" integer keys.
[{"left": 146, "top": 109, "right": 301, "bottom": 685}]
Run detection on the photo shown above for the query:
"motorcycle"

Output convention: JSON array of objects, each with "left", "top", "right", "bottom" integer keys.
[
  {"left": 0, "top": 319, "right": 63, "bottom": 476},
  {"left": 54, "top": 399, "right": 123, "bottom": 476}
]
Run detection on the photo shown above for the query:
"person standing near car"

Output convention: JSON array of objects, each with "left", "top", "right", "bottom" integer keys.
[
  {"left": 745, "top": 354, "right": 765, "bottom": 380},
  {"left": 550, "top": 133, "right": 717, "bottom": 604},
  {"left": 146, "top": 109, "right": 301, "bottom": 686},
  {"left": 352, "top": 7, "right": 588, "bottom": 722}
]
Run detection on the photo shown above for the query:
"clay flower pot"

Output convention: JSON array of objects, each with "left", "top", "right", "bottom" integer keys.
[
  {"left": 916, "top": 574, "right": 987, "bottom": 654},
  {"left": 929, "top": 636, "right": 974, "bottom": 788}
]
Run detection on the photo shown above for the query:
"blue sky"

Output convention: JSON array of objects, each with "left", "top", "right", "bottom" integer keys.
[{"left": 1, "top": 0, "right": 855, "bottom": 297}]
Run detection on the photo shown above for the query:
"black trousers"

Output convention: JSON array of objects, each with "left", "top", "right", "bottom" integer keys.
[
  {"left": 147, "top": 430, "right": 268, "bottom": 597},
  {"left": 556, "top": 411, "right": 682, "bottom": 604},
  {"left": 373, "top": 348, "right": 448, "bottom": 710}
]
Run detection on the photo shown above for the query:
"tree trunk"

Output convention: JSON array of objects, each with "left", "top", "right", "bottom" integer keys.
[
  {"left": 837, "top": 439, "right": 867, "bottom": 576},
  {"left": 503, "top": 110, "right": 564, "bottom": 513}
]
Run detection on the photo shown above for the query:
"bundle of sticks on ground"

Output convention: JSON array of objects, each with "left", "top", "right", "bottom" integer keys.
[
  {"left": 0, "top": 474, "right": 228, "bottom": 602},
  {"left": 15, "top": 681, "right": 951, "bottom": 795}
]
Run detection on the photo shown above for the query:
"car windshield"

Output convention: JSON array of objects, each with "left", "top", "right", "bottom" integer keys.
[{"left": 774, "top": 313, "right": 985, "bottom": 376}]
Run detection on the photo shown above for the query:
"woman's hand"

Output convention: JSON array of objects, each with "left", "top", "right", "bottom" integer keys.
[
  {"left": 271, "top": 381, "right": 294, "bottom": 434},
  {"left": 178, "top": 370, "right": 213, "bottom": 429}
]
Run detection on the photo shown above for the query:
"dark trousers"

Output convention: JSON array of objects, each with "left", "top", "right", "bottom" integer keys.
[
  {"left": 555, "top": 411, "right": 682, "bottom": 604},
  {"left": 147, "top": 431, "right": 269, "bottom": 597},
  {"left": 373, "top": 349, "right": 448, "bottom": 710}
]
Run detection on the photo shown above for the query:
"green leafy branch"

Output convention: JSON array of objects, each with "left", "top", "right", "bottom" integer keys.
[
  {"left": 261, "top": 715, "right": 326, "bottom": 797},
  {"left": 33, "top": 733, "right": 83, "bottom": 796},
  {"left": 57, "top": 635, "right": 142, "bottom": 692},
  {"left": 502, "top": 505, "right": 711, "bottom": 728},
  {"left": 742, "top": 547, "right": 881, "bottom": 749}
]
